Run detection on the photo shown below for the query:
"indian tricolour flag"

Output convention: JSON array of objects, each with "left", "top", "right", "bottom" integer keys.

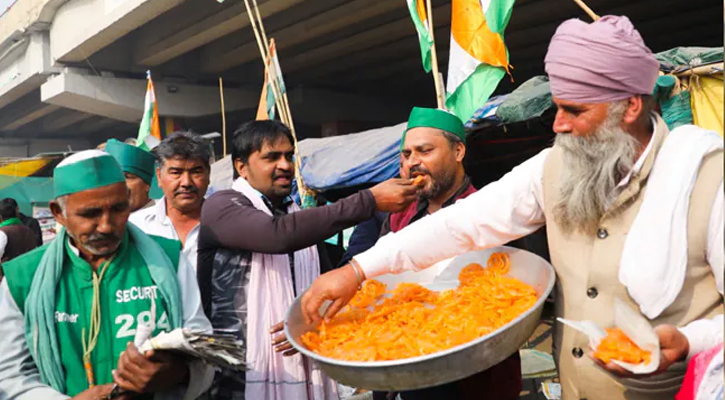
[
  {"left": 406, "top": 0, "right": 433, "bottom": 73},
  {"left": 445, "top": 0, "right": 515, "bottom": 122},
  {"left": 256, "top": 39, "right": 286, "bottom": 120},
  {"left": 136, "top": 71, "right": 161, "bottom": 151}
]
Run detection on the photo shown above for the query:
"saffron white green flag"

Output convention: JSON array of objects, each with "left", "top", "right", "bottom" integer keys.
[
  {"left": 256, "top": 39, "right": 286, "bottom": 120},
  {"left": 406, "top": 0, "right": 433, "bottom": 73},
  {"left": 445, "top": 0, "right": 515, "bottom": 122},
  {"left": 136, "top": 71, "right": 161, "bottom": 151}
]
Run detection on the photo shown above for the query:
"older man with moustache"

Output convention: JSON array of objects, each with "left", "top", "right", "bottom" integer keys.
[
  {"left": 0, "top": 150, "right": 213, "bottom": 400},
  {"left": 130, "top": 132, "right": 210, "bottom": 273},
  {"left": 301, "top": 16, "right": 724, "bottom": 400}
]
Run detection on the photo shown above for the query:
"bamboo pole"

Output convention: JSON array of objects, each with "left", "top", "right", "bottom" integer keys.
[
  {"left": 674, "top": 62, "right": 723, "bottom": 77},
  {"left": 571, "top": 0, "right": 600, "bottom": 21},
  {"left": 244, "top": 0, "right": 311, "bottom": 198},
  {"left": 219, "top": 77, "right": 227, "bottom": 157},
  {"left": 249, "top": 0, "right": 306, "bottom": 192},
  {"left": 242, "top": 0, "right": 287, "bottom": 124},
  {"left": 425, "top": 0, "right": 445, "bottom": 109},
  {"left": 251, "top": 0, "right": 294, "bottom": 135}
]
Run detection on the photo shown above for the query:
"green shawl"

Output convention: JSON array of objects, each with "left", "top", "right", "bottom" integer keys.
[{"left": 23, "top": 223, "right": 183, "bottom": 393}]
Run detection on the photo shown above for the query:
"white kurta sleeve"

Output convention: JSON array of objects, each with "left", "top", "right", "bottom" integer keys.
[
  {"left": 0, "top": 230, "right": 8, "bottom": 261},
  {"left": 156, "top": 253, "right": 214, "bottom": 400},
  {"left": 678, "top": 181, "right": 724, "bottom": 360},
  {"left": 356, "top": 148, "right": 550, "bottom": 278},
  {"left": 0, "top": 280, "right": 70, "bottom": 400}
]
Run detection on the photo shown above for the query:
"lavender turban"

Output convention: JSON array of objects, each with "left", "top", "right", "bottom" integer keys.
[{"left": 544, "top": 15, "right": 659, "bottom": 103}]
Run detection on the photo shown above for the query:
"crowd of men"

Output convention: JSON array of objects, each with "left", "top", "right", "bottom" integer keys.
[{"left": 0, "top": 14, "right": 722, "bottom": 400}]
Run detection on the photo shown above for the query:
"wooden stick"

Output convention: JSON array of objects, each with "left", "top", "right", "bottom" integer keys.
[
  {"left": 242, "top": 0, "right": 286, "bottom": 124},
  {"left": 252, "top": 0, "right": 294, "bottom": 134},
  {"left": 250, "top": 0, "right": 304, "bottom": 190},
  {"left": 674, "top": 62, "right": 723, "bottom": 77},
  {"left": 571, "top": 0, "right": 600, "bottom": 21},
  {"left": 425, "top": 0, "right": 445, "bottom": 109},
  {"left": 244, "top": 0, "right": 309, "bottom": 196},
  {"left": 219, "top": 77, "right": 227, "bottom": 157},
  {"left": 250, "top": 0, "right": 288, "bottom": 124},
  {"left": 252, "top": 0, "right": 270, "bottom": 54}
]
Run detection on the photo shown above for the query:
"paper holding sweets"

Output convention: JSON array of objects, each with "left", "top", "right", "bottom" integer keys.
[{"left": 557, "top": 298, "right": 660, "bottom": 374}]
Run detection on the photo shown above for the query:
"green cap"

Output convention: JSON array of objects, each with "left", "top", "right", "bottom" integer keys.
[
  {"left": 54, "top": 150, "right": 126, "bottom": 198},
  {"left": 402, "top": 107, "right": 466, "bottom": 150},
  {"left": 104, "top": 139, "right": 155, "bottom": 184}
]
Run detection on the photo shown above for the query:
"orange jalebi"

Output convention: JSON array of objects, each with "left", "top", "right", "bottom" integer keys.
[
  {"left": 301, "top": 252, "right": 538, "bottom": 361},
  {"left": 593, "top": 328, "right": 651, "bottom": 364}
]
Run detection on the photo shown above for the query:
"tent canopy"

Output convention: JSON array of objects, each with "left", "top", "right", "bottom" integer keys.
[{"left": 299, "top": 123, "right": 406, "bottom": 191}]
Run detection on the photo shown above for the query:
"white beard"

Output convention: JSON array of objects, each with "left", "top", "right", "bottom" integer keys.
[{"left": 552, "top": 102, "right": 640, "bottom": 235}]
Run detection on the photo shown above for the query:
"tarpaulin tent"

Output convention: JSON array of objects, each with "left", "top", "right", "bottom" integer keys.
[
  {"left": 298, "top": 123, "right": 406, "bottom": 191},
  {"left": 207, "top": 155, "right": 234, "bottom": 197},
  {"left": 0, "top": 176, "right": 55, "bottom": 215},
  {"left": 294, "top": 47, "right": 723, "bottom": 194},
  {"left": 0, "top": 156, "right": 63, "bottom": 214},
  {"left": 653, "top": 47, "right": 722, "bottom": 135},
  {"left": 299, "top": 76, "right": 553, "bottom": 195}
]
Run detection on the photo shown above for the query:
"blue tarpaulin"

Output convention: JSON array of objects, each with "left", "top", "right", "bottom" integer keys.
[{"left": 298, "top": 123, "right": 405, "bottom": 191}]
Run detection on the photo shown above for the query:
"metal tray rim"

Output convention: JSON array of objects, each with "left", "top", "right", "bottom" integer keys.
[{"left": 284, "top": 246, "right": 556, "bottom": 368}]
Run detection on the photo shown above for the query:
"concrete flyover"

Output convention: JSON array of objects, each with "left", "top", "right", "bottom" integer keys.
[{"left": 0, "top": 0, "right": 719, "bottom": 157}]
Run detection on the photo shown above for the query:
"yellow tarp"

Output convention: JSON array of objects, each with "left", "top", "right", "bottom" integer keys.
[
  {"left": 689, "top": 74, "right": 724, "bottom": 137},
  {"left": 0, "top": 158, "right": 52, "bottom": 177}
]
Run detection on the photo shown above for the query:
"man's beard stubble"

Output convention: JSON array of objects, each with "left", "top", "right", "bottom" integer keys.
[
  {"left": 411, "top": 165, "right": 456, "bottom": 201},
  {"left": 552, "top": 102, "right": 640, "bottom": 236}
]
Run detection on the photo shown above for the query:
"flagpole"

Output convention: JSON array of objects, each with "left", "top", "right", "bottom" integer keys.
[
  {"left": 219, "top": 77, "right": 227, "bottom": 157},
  {"left": 250, "top": 0, "right": 294, "bottom": 131},
  {"left": 424, "top": 0, "right": 445, "bottom": 109},
  {"left": 243, "top": 0, "right": 312, "bottom": 201},
  {"left": 242, "top": 0, "right": 287, "bottom": 125},
  {"left": 571, "top": 0, "right": 600, "bottom": 21},
  {"left": 247, "top": 0, "right": 289, "bottom": 127}
]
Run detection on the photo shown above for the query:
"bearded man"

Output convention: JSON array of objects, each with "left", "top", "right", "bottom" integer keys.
[
  {"left": 374, "top": 107, "right": 522, "bottom": 400},
  {"left": 301, "top": 16, "right": 724, "bottom": 400}
]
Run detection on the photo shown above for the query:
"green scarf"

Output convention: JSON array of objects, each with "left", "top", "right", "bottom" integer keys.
[
  {"left": 0, "top": 217, "right": 23, "bottom": 227},
  {"left": 24, "top": 223, "right": 183, "bottom": 393}
]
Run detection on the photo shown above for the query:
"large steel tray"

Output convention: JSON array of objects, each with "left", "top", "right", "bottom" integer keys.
[{"left": 285, "top": 246, "right": 555, "bottom": 391}]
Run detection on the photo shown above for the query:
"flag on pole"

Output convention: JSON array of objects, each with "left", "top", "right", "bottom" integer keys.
[
  {"left": 255, "top": 69, "right": 275, "bottom": 120},
  {"left": 137, "top": 71, "right": 162, "bottom": 151},
  {"left": 256, "top": 39, "right": 287, "bottom": 120},
  {"left": 406, "top": 0, "right": 434, "bottom": 73},
  {"left": 445, "top": 0, "right": 515, "bottom": 122}
]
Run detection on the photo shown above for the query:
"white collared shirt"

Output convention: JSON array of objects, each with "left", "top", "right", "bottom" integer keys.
[{"left": 129, "top": 197, "right": 201, "bottom": 272}]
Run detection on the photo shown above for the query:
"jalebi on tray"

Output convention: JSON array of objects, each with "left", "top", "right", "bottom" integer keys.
[
  {"left": 301, "top": 252, "right": 538, "bottom": 362},
  {"left": 593, "top": 328, "right": 651, "bottom": 364}
]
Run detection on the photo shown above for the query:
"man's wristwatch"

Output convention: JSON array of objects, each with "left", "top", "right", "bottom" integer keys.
[{"left": 106, "top": 384, "right": 128, "bottom": 399}]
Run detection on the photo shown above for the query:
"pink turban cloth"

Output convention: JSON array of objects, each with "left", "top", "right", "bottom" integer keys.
[{"left": 544, "top": 15, "right": 660, "bottom": 103}]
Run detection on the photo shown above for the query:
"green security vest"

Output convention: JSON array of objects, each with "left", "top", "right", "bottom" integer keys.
[{"left": 2, "top": 232, "right": 181, "bottom": 398}]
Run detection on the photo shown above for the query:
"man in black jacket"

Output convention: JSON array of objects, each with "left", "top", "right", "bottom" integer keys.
[
  {"left": 197, "top": 120, "right": 419, "bottom": 400},
  {"left": 3, "top": 198, "right": 42, "bottom": 246}
]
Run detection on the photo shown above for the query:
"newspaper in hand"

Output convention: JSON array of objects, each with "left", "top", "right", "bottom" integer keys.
[{"left": 137, "top": 328, "right": 246, "bottom": 371}]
